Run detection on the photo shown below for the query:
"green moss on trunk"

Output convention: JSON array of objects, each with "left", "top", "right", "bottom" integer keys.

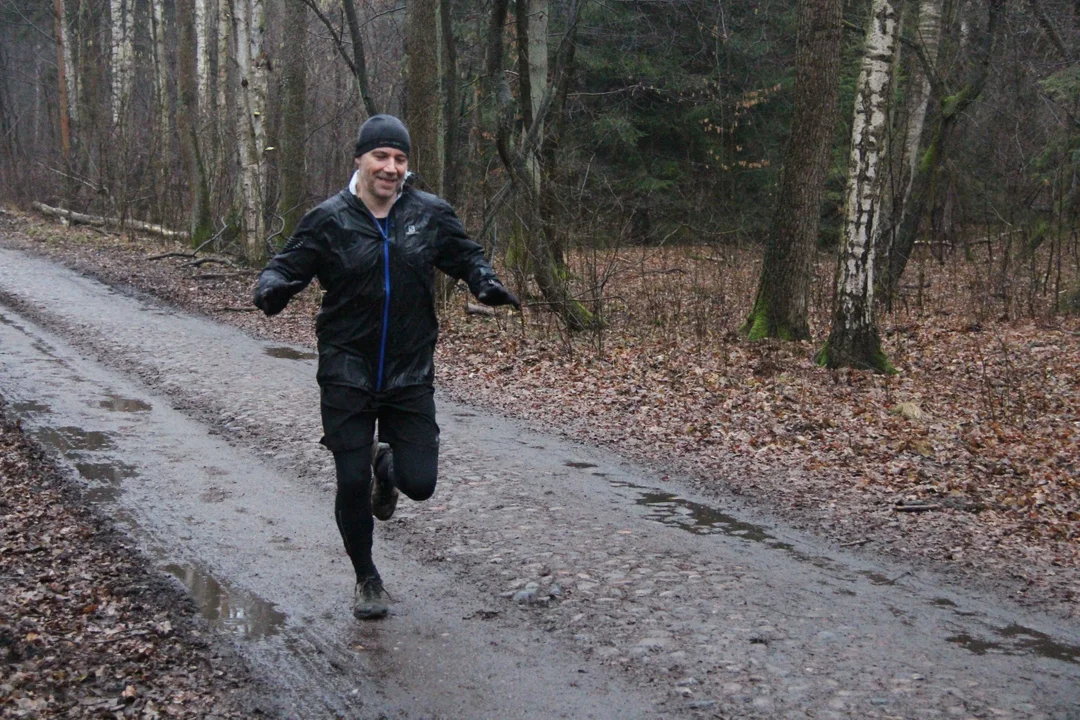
[{"left": 741, "top": 294, "right": 802, "bottom": 341}]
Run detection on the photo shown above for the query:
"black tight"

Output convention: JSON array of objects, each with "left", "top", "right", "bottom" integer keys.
[
  {"left": 334, "top": 448, "right": 377, "bottom": 581},
  {"left": 333, "top": 442, "right": 439, "bottom": 582}
]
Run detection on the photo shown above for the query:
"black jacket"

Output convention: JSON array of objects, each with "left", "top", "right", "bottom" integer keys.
[{"left": 257, "top": 185, "right": 498, "bottom": 392}]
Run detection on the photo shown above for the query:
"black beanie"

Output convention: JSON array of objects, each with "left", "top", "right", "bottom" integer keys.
[{"left": 354, "top": 114, "right": 411, "bottom": 158}]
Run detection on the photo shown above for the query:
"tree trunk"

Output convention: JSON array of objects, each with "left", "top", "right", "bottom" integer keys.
[
  {"left": 440, "top": 0, "right": 460, "bottom": 207},
  {"left": 743, "top": 0, "right": 843, "bottom": 341},
  {"left": 217, "top": 0, "right": 229, "bottom": 113},
  {"left": 177, "top": 0, "right": 214, "bottom": 245},
  {"left": 54, "top": 0, "right": 73, "bottom": 161},
  {"left": 280, "top": 0, "right": 307, "bottom": 238},
  {"left": 215, "top": 0, "right": 231, "bottom": 190},
  {"left": 486, "top": 0, "right": 592, "bottom": 330},
  {"left": 109, "top": 0, "right": 133, "bottom": 126},
  {"left": 151, "top": 0, "right": 170, "bottom": 164},
  {"left": 517, "top": 0, "right": 548, "bottom": 195},
  {"left": 877, "top": 0, "right": 942, "bottom": 299},
  {"left": 342, "top": 0, "right": 378, "bottom": 117},
  {"left": 234, "top": 0, "right": 269, "bottom": 261},
  {"left": 195, "top": 0, "right": 211, "bottom": 112},
  {"left": 406, "top": 0, "right": 444, "bottom": 194},
  {"left": 818, "top": 0, "right": 904, "bottom": 372},
  {"left": 881, "top": 0, "right": 1004, "bottom": 303}
]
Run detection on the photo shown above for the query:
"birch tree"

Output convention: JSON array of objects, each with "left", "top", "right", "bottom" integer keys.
[
  {"left": 880, "top": 0, "right": 1004, "bottom": 304},
  {"left": 817, "top": 0, "right": 904, "bottom": 372},
  {"left": 109, "top": 0, "right": 133, "bottom": 125},
  {"left": 195, "top": 0, "right": 210, "bottom": 112},
  {"left": 150, "top": 0, "right": 169, "bottom": 163},
  {"left": 234, "top": 0, "right": 270, "bottom": 261},
  {"left": 215, "top": 0, "right": 231, "bottom": 182},
  {"left": 876, "top": 0, "right": 942, "bottom": 303},
  {"left": 485, "top": 0, "right": 594, "bottom": 330},
  {"left": 743, "top": 0, "right": 843, "bottom": 341}
]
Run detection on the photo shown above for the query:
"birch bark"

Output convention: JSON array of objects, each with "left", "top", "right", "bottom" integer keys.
[
  {"left": 875, "top": 0, "right": 941, "bottom": 296},
  {"left": 881, "top": 0, "right": 1004, "bottom": 302},
  {"left": 899, "top": 0, "right": 941, "bottom": 220},
  {"left": 195, "top": 0, "right": 210, "bottom": 112},
  {"left": 234, "top": 0, "right": 269, "bottom": 261},
  {"left": 486, "top": 0, "right": 591, "bottom": 329},
  {"left": 109, "top": 0, "right": 133, "bottom": 125},
  {"left": 217, "top": 0, "right": 229, "bottom": 114},
  {"left": 151, "top": 0, "right": 170, "bottom": 163},
  {"left": 818, "top": 0, "right": 904, "bottom": 372}
]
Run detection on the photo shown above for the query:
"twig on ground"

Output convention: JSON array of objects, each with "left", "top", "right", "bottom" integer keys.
[
  {"left": 184, "top": 257, "right": 236, "bottom": 269},
  {"left": 893, "top": 503, "right": 941, "bottom": 512}
]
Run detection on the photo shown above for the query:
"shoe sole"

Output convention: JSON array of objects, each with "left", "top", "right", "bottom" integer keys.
[
  {"left": 372, "top": 489, "right": 398, "bottom": 521},
  {"left": 353, "top": 605, "right": 389, "bottom": 620}
]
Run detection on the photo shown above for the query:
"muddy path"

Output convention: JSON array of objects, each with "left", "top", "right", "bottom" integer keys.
[{"left": 0, "top": 242, "right": 1078, "bottom": 719}]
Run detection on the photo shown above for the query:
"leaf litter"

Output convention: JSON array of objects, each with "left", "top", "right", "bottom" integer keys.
[{"left": 0, "top": 404, "right": 269, "bottom": 718}]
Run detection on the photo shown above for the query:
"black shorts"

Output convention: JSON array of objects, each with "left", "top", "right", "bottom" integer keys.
[{"left": 319, "top": 383, "right": 439, "bottom": 454}]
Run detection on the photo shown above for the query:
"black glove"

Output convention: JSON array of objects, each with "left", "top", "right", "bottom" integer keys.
[
  {"left": 477, "top": 280, "right": 521, "bottom": 311},
  {"left": 253, "top": 274, "right": 306, "bottom": 316}
]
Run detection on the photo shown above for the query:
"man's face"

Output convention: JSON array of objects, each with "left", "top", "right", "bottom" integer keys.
[{"left": 356, "top": 147, "right": 408, "bottom": 201}]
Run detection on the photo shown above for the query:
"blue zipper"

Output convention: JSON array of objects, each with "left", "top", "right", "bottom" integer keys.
[{"left": 372, "top": 214, "right": 391, "bottom": 392}]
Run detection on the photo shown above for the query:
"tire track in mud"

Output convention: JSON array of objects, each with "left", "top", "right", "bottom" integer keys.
[{"left": 1, "top": 242, "right": 1079, "bottom": 719}]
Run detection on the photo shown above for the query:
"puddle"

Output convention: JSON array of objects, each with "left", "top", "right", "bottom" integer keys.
[
  {"left": 453, "top": 412, "right": 477, "bottom": 418},
  {"left": 33, "top": 425, "right": 115, "bottom": 453},
  {"left": 75, "top": 461, "right": 136, "bottom": 503},
  {"left": 947, "top": 624, "right": 1080, "bottom": 665},
  {"left": 11, "top": 399, "right": 51, "bottom": 415},
  {"left": 611, "top": 478, "right": 1080, "bottom": 666},
  {"left": 566, "top": 461, "right": 597, "bottom": 469},
  {"left": 164, "top": 563, "right": 286, "bottom": 639},
  {"left": 629, "top": 486, "right": 775, "bottom": 542},
  {"left": 264, "top": 346, "right": 317, "bottom": 361},
  {"left": 98, "top": 395, "right": 152, "bottom": 412}
]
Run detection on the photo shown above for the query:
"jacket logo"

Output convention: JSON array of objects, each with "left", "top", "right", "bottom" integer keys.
[{"left": 405, "top": 225, "right": 418, "bottom": 236}]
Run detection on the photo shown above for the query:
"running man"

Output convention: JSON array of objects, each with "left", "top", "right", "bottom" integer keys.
[{"left": 253, "top": 114, "right": 519, "bottom": 619}]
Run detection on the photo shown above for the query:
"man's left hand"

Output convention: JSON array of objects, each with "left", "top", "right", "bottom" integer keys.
[{"left": 477, "top": 281, "right": 521, "bottom": 311}]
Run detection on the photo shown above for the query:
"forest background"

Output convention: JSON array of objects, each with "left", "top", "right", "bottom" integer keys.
[{"left": 0, "top": 0, "right": 1078, "bottom": 610}]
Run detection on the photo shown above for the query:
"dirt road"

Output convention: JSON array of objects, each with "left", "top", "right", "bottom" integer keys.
[{"left": 1, "top": 241, "right": 1078, "bottom": 719}]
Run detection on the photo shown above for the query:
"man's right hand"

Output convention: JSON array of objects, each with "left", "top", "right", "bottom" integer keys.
[{"left": 253, "top": 275, "right": 306, "bottom": 316}]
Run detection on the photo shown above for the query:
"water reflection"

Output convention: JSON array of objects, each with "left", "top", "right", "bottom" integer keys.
[{"left": 164, "top": 563, "right": 287, "bottom": 638}]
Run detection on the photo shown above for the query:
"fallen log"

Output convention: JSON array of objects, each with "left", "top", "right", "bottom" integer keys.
[
  {"left": 32, "top": 202, "right": 188, "bottom": 240},
  {"left": 465, "top": 302, "right": 496, "bottom": 317}
]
